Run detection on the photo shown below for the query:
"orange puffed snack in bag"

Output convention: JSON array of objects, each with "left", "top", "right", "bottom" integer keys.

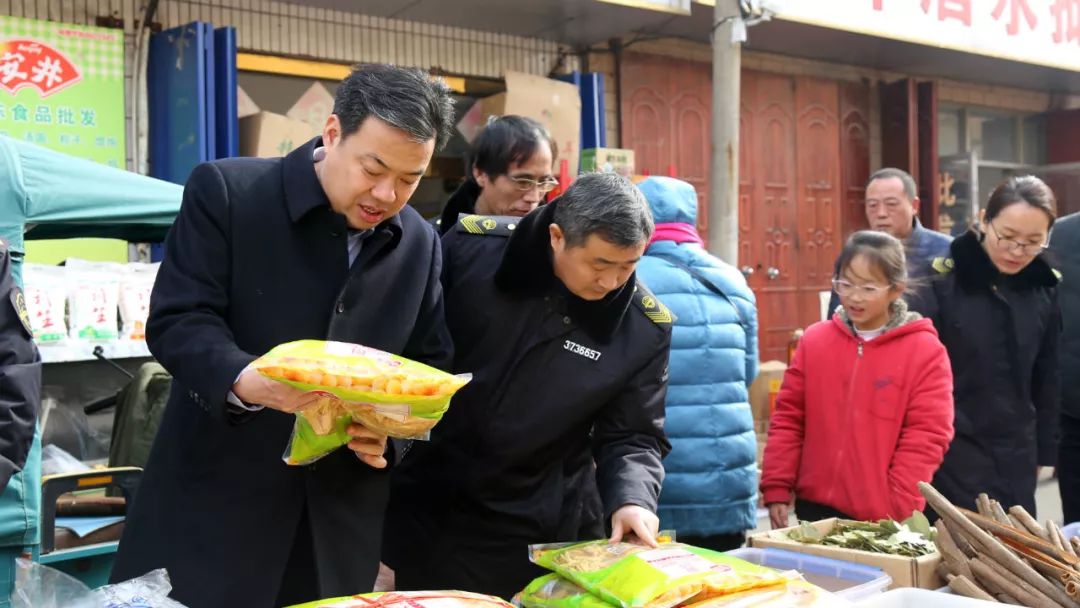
[{"left": 253, "top": 340, "right": 470, "bottom": 464}]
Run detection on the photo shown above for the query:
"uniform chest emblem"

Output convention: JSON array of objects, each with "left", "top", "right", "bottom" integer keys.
[{"left": 564, "top": 340, "right": 602, "bottom": 361}]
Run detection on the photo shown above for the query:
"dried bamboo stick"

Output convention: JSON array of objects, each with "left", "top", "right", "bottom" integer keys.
[
  {"left": 995, "top": 592, "right": 1023, "bottom": 605},
  {"left": 973, "top": 556, "right": 1068, "bottom": 608},
  {"left": 990, "top": 500, "right": 1012, "bottom": 525},
  {"left": 1011, "top": 505, "right": 1052, "bottom": 541},
  {"left": 1048, "top": 521, "right": 1068, "bottom": 552},
  {"left": 998, "top": 536, "right": 1077, "bottom": 581},
  {"left": 938, "top": 517, "right": 979, "bottom": 557},
  {"left": 961, "top": 509, "right": 1080, "bottom": 568},
  {"left": 1049, "top": 521, "right": 1078, "bottom": 558},
  {"left": 920, "top": 483, "right": 1076, "bottom": 607},
  {"left": 978, "top": 494, "right": 995, "bottom": 519},
  {"left": 948, "top": 573, "right": 1000, "bottom": 602},
  {"left": 1008, "top": 514, "right": 1026, "bottom": 530},
  {"left": 937, "top": 521, "right": 976, "bottom": 579}
]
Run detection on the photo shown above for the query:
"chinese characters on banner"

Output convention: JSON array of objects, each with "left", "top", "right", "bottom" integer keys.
[
  {"left": 778, "top": 0, "right": 1080, "bottom": 71},
  {"left": 0, "top": 16, "right": 125, "bottom": 168}
]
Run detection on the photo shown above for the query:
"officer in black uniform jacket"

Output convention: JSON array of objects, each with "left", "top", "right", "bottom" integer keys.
[{"left": 386, "top": 173, "right": 673, "bottom": 599}]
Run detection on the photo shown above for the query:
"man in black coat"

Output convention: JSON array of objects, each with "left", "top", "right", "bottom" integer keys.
[
  {"left": 110, "top": 65, "right": 456, "bottom": 608},
  {"left": 0, "top": 239, "right": 39, "bottom": 496},
  {"left": 385, "top": 173, "right": 672, "bottom": 600},
  {"left": 1050, "top": 212, "right": 1080, "bottom": 524},
  {"left": 436, "top": 115, "right": 556, "bottom": 234}
]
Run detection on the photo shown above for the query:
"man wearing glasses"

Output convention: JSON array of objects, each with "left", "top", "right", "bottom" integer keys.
[
  {"left": 827, "top": 168, "right": 952, "bottom": 315},
  {"left": 437, "top": 115, "right": 558, "bottom": 234}
]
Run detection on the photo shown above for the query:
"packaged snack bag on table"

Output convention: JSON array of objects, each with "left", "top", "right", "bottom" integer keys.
[
  {"left": 252, "top": 339, "right": 470, "bottom": 465},
  {"left": 286, "top": 590, "right": 515, "bottom": 608},
  {"left": 528, "top": 537, "right": 787, "bottom": 608},
  {"left": 682, "top": 579, "right": 840, "bottom": 607},
  {"left": 518, "top": 574, "right": 611, "bottom": 608}
]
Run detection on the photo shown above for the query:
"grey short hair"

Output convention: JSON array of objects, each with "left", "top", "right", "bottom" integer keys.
[
  {"left": 333, "top": 63, "right": 455, "bottom": 152},
  {"left": 554, "top": 173, "right": 654, "bottom": 248},
  {"left": 867, "top": 167, "right": 918, "bottom": 201}
]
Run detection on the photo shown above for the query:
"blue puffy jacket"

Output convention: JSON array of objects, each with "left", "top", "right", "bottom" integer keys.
[{"left": 635, "top": 177, "right": 760, "bottom": 536}]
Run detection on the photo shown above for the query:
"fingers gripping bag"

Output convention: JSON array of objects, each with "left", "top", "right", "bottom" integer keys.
[
  {"left": 252, "top": 340, "right": 470, "bottom": 465},
  {"left": 286, "top": 590, "right": 516, "bottom": 608},
  {"left": 528, "top": 538, "right": 787, "bottom": 608}
]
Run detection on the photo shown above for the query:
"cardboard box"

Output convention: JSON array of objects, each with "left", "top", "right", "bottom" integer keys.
[
  {"left": 458, "top": 71, "right": 582, "bottom": 176},
  {"left": 287, "top": 82, "right": 335, "bottom": 133},
  {"left": 748, "top": 519, "right": 943, "bottom": 590},
  {"left": 237, "top": 84, "right": 260, "bottom": 119},
  {"left": 749, "top": 360, "right": 786, "bottom": 433},
  {"left": 239, "top": 112, "right": 317, "bottom": 158},
  {"left": 581, "top": 148, "right": 635, "bottom": 177}
]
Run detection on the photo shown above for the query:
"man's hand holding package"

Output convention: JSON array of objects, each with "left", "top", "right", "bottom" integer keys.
[
  {"left": 609, "top": 504, "right": 660, "bottom": 547},
  {"left": 347, "top": 423, "right": 389, "bottom": 469},
  {"left": 232, "top": 368, "right": 321, "bottom": 413}
]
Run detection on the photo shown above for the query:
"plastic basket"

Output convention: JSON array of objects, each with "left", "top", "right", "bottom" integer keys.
[
  {"left": 1062, "top": 521, "right": 1079, "bottom": 541},
  {"left": 726, "top": 547, "right": 891, "bottom": 601}
]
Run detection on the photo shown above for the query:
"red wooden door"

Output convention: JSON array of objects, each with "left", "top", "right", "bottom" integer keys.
[
  {"left": 880, "top": 79, "right": 919, "bottom": 175},
  {"left": 620, "top": 52, "right": 711, "bottom": 235},
  {"left": 622, "top": 54, "right": 857, "bottom": 362},
  {"left": 795, "top": 77, "right": 842, "bottom": 330},
  {"left": 917, "top": 81, "right": 940, "bottom": 230},
  {"left": 739, "top": 72, "right": 800, "bottom": 362},
  {"left": 840, "top": 82, "right": 871, "bottom": 237}
]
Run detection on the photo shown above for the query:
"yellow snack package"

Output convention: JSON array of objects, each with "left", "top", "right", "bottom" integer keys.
[
  {"left": 518, "top": 574, "right": 611, "bottom": 608},
  {"left": 252, "top": 340, "right": 471, "bottom": 465},
  {"left": 529, "top": 538, "right": 787, "bottom": 608},
  {"left": 287, "top": 590, "right": 516, "bottom": 608},
  {"left": 683, "top": 579, "right": 839, "bottom": 607}
]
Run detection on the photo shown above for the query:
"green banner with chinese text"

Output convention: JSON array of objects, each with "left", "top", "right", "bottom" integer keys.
[{"left": 0, "top": 16, "right": 125, "bottom": 168}]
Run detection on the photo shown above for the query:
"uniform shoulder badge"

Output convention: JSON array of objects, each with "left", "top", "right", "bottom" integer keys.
[
  {"left": 931, "top": 257, "right": 955, "bottom": 274},
  {"left": 1052, "top": 268, "right": 1063, "bottom": 281},
  {"left": 633, "top": 283, "right": 674, "bottom": 326},
  {"left": 10, "top": 287, "right": 32, "bottom": 338},
  {"left": 456, "top": 214, "right": 517, "bottom": 237}
]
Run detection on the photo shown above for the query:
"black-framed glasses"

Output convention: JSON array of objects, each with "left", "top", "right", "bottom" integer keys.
[
  {"left": 831, "top": 279, "right": 892, "bottom": 298},
  {"left": 988, "top": 221, "right": 1048, "bottom": 256},
  {"left": 508, "top": 176, "right": 559, "bottom": 193}
]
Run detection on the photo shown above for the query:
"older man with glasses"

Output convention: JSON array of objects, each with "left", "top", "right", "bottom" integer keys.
[{"left": 438, "top": 115, "right": 557, "bottom": 234}]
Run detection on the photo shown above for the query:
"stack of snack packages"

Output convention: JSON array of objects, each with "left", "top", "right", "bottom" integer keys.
[
  {"left": 518, "top": 535, "right": 840, "bottom": 608},
  {"left": 22, "top": 259, "right": 159, "bottom": 345}
]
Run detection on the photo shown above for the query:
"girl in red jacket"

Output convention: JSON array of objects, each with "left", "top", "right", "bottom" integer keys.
[{"left": 761, "top": 231, "right": 955, "bottom": 528}]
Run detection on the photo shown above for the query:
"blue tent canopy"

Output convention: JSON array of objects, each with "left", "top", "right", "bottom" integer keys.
[{"left": 0, "top": 136, "right": 183, "bottom": 284}]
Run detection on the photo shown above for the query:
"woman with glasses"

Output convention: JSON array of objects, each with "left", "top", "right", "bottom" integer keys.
[
  {"left": 915, "top": 175, "right": 1061, "bottom": 516},
  {"left": 761, "top": 231, "right": 954, "bottom": 527},
  {"left": 437, "top": 115, "right": 557, "bottom": 234}
]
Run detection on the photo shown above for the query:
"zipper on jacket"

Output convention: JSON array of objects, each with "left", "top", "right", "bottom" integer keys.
[{"left": 825, "top": 339, "right": 864, "bottom": 508}]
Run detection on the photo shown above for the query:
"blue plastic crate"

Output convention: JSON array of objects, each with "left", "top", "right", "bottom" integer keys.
[
  {"left": 726, "top": 547, "right": 892, "bottom": 601},
  {"left": 1063, "top": 521, "right": 1079, "bottom": 541}
]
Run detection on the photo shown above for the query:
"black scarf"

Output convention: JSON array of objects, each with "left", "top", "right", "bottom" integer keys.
[
  {"left": 438, "top": 179, "right": 481, "bottom": 235},
  {"left": 494, "top": 200, "right": 635, "bottom": 343},
  {"left": 951, "top": 229, "right": 1058, "bottom": 292}
]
